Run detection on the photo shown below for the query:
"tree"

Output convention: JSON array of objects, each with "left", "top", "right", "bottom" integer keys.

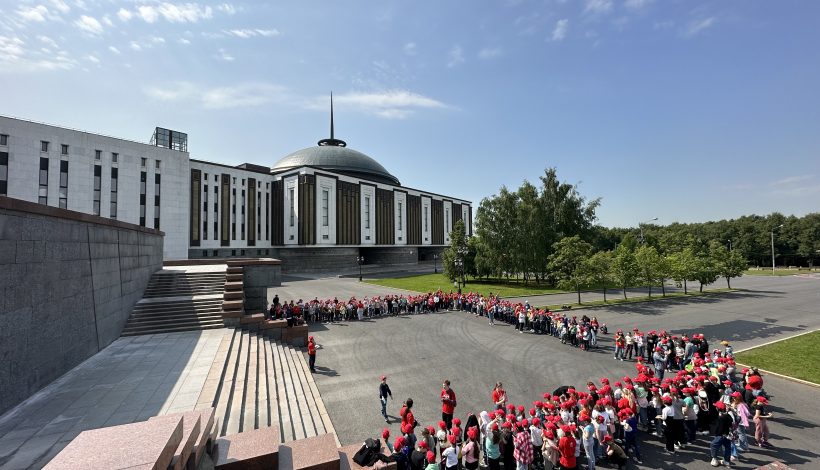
[
  {"left": 711, "top": 241, "right": 747, "bottom": 289},
  {"left": 635, "top": 245, "right": 662, "bottom": 298},
  {"left": 669, "top": 248, "right": 697, "bottom": 294},
  {"left": 585, "top": 250, "right": 614, "bottom": 302},
  {"left": 694, "top": 244, "right": 720, "bottom": 292},
  {"left": 547, "top": 236, "right": 593, "bottom": 304},
  {"left": 612, "top": 243, "right": 639, "bottom": 300},
  {"left": 443, "top": 220, "right": 469, "bottom": 285}
]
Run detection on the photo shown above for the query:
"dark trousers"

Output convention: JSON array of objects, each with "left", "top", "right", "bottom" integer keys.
[
  {"left": 442, "top": 412, "right": 453, "bottom": 431},
  {"left": 309, "top": 354, "right": 315, "bottom": 372}
]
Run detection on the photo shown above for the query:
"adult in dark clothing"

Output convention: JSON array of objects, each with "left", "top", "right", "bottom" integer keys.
[
  {"left": 381, "top": 437, "right": 409, "bottom": 470},
  {"left": 409, "top": 443, "right": 427, "bottom": 470},
  {"left": 501, "top": 425, "right": 515, "bottom": 470},
  {"left": 380, "top": 375, "right": 393, "bottom": 423},
  {"left": 709, "top": 402, "right": 734, "bottom": 466},
  {"left": 463, "top": 413, "right": 479, "bottom": 443},
  {"left": 704, "top": 377, "right": 722, "bottom": 433}
]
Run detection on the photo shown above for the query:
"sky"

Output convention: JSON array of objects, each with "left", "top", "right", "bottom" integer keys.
[{"left": 2, "top": 0, "right": 819, "bottom": 228}]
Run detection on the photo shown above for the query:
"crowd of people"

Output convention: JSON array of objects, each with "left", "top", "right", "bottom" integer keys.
[{"left": 373, "top": 338, "right": 773, "bottom": 470}]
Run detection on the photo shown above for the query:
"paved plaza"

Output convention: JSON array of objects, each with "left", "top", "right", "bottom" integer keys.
[{"left": 307, "top": 274, "right": 820, "bottom": 469}]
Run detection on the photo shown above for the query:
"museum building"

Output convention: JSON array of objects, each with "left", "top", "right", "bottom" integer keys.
[{"left": 0, "top": 113, "right": 471, "bottom": 270}]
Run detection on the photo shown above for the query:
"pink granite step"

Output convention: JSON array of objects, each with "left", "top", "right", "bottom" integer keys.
[
  {"left": 224, "top": 290, "right": 244, "bottom": 300},
  {"left": 44, "top": 415, "right": 183, "bottom": 470},
  {"left": 280, "top": 433, "right": 340, "bottom": 470},
  {"left": 240, "top": 313, "right": 266, "bottom": 325},
  {"left": 150, "top": 408, "right": 216, "bottom": 470},
  {"left": 214, "top": 426, "right": 281, "bottom": 470}
]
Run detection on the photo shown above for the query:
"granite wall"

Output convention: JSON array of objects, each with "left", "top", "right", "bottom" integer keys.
[{"left": 0, "top": 196, "right": 163, "bottom": 416}]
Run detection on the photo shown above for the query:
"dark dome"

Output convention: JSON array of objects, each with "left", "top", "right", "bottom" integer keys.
[{"left": 272, "top": 145, "right": 400, "bottom": 186}]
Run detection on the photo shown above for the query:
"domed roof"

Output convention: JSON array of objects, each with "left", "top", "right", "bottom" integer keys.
[{"left": 272, "top": 145, "right": 400, "bottom": 186}]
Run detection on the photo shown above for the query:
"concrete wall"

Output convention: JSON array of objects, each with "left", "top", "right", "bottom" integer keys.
[{"left": 0, "top": 196, "right": 163, "bottom": 416}]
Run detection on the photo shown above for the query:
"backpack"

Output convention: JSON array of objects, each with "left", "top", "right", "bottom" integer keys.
[{"left": 353, "top": 438, "right": 381, "bottom": 466}]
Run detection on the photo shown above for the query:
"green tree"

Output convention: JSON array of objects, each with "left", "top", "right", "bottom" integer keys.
[
  {"left": 711, "top": 241, "right": 747, "bottom": 289},
  {"left": 694, "top": 243, "right": 720, "bottom": 292},
  {"left": 612, "top": 243, "right": 639, "bottom": 300},
  {"left": 547, "top": 236, "right": 593, "bottom": 304},
  {"left": 669, "top": 247, "right": 697, "bottom": 294},
  {"left": 442, "top": 220, "right": 469, "bottom": 285},
  {"left": 585, "top": 250, "right": 614, "bottom": 302},
  {"left": 635, "top": 245, "right": 662, "bottom": 298}
]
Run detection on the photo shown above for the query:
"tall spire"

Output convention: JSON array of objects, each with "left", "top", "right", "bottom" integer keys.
[{"left": 318, "top": 92, "right": 346, "bottom": 147}]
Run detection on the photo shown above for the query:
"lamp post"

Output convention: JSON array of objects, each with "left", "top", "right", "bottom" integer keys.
[
  {"left": 455, "top": 259, "right": 463, "bottom": 292},
  {"left": 727, "top": 239, "right": 732, "bottom": 252},
  {"left": 357, "top": 256, "right": 364, "bottom": 281},
  {"left": 457, "top": 245, "right": 468, "bottom": 288},
  {"left": 433, "top": 254, "right": 438, "bottom": 274},
  {"left": 771, "top": 224, "right": 784, "bottom": 272},
  {"left": 639, "top": 217, "right": 658, "bottom": 244}
]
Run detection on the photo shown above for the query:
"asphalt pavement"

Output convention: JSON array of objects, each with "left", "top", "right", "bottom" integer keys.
[{"left": 306, "top": 274, "right": 820, "bottom": 469}]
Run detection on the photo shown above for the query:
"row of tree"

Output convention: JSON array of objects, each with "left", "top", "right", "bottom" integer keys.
[{"left": 442, "top": 167, "right": 817, "bottom": 295}]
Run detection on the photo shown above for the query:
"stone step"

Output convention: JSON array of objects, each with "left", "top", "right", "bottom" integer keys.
[
  {"left": 227, "top": 267, "right": 244, "bottom": 274},
  {"left": 214, "top": 329, "right": 242, "bottom": 437},
  {"left": 276, "top": 340, "right": 304, "bottom": 441},
  {"left": 129, "top": 309, "right": 224, "bottom": 321},
  {"left": 223, "top": 290, "right": 244, "bottom": 301},
  {"left": 286, "top": 346, "right": 323, "bottom": 436},
  {"left": 271, "top": 339, "right": 295, "bottom": 442},
  {"left": 242, "top": 333, "right": 259, "bottom": 432},
  {"left": 224, "top": 281, "right": 244, "bottom": 291},
  {"left": 279, "top": 433, "right": 340, "bottom": 470},
  {"left": 123, "top": 315, "right": 224, "bottom": 328},
  {"left": 225, "top": 330, "right": 250, "bottom": 436},
  {"left": 131, "top": 307, "right": 224, "bottom": 318},
  {"left": 259, "top": 337, "right": 272, "bottom": 429},
  {"left": 282, "top": 344, "right": 314, "bottom": 440},
  {"left": 120, "top": 322, "right": 225, "bottom": 336},
  {"left": 133, "top": 298, "right": 224, "bottom": 308},
  {"left": 240, "top": 313, "right": 266, "bottom": 325},
  {"left": 222, "top": 300, "right": 244, "bottom": 310},
  {"left": 214, "top": 426, "right": 280, "bottom": 470},
  {"left": 149, "top": 411, "right": 202, "bottom": 470},
  {"left": 226, "top": 273, "right": 244, "bottom": 282}
]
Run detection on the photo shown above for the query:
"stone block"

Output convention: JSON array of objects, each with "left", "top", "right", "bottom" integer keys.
[
  {"left": 240, "top": 313, "right": 265, "bottom": 325},
  {"left": 282, "top": 325, "right": 308, "bottom": 346},
  {"left": 280, "top": 433, "right": 339, "bottom": 470},
  {"left": 260, "top": 319, "right": 287, "bottom": 330},
  {"left": 149, "top": 411, "right": 202, "bottom": 470},
  {"left": 43, "top": 415, "right": 183, "bottom": 470},
  {"left": 214, "top": 426, "right": 280, "bottom": 470}
]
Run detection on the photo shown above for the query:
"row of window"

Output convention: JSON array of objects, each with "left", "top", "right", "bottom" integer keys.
[
  {"left": 0, "top": 134, "right": 162, "bottom": 170},
  {"left": 200, "top": 182, "right": 269, "bottom": 243}
]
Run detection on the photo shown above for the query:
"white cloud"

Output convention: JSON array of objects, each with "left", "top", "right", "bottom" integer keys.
[
  {"left": 0, "top": 36, "right": 25, "bottom": 58},
  {"left": 102, "top": 15, "right": 113, "bottom": 27},
  {"left": 624, "top": 0, "right": 652, "bottom": 10},
  {"left": 108, "top": 46, "right": 120, "bottom": 54},
  {"left": 75, "top": 15, "right": 103, "bottom": 35},
  {"left": 551, "top": 19, "right": 569, "bottom": 41},
  {"left": 770, "top": 175, "right": 814, "bottom": 187},
  {"left": 17, "top": 5, "right": 50, "bottom": 22},
  {"left": 327, "top": 90, "right": 448, "bottom": 119},
  {"left": 0, "top": 36, "right": 77, "bottom": 72},
  {"left": 478, "top": 47, "right": 502, "bottom": 59},
  {"left": 38, "top": 35, "right": 59, "bottom": 49},
  {"left": 584, "top": 0, "right": 613, "bottom": 15},
  {"left": 447, "top": 45, "right": 464, "bottom": 68},
  {"left": 130, "top": 41, "right": 142, "bottom": 51},
  {"left": 137, "top": 3, "right": 213, "bottom": 24},
  {"left": 178, "top": 38, "right": 191, "bottom": 45},
  {"left": 215, "top": 48, "right": 234, "bottom": 61},
  {"left": 85, "top": 54, "right": 99, "bottom": 64},
  {"left": 218, "top": 3, "right": 237, "bottom": 15},
  {"left": 129, "top": 36, "right": 166, "bottom": 50},
  {"left": 50, "top": 0, "right": 71, "bottom": 14},
  {"left": 144, "top": 81, "right": 288, "bottom": 109},
  {"left": 684, "top": 17, "right": 715, "bottom": 37},
  {"left": 403, "top": 42, "right": 417, "bottom": 56},
  {"left": 117, "top": 8, "right": 133, "bottom": 22},
  {"left": 224, "top": 29, "right": 280, "bottom": 38}
]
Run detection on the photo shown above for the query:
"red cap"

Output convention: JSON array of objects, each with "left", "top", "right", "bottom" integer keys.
[
  {"left": 438, "top": 420, "right": 446, "bottom": 429},
  {"left": 448, "top": 434, "right": 457, "bottom": 444},
  {"left": 418, "top": 440, "right": 428, "bottom": 449},
  {"left": 532, "top": 417, "right": 541, "bottom": 426},
  {"left": 395, "top": 436, "right": 406, "bottom": 449},
  {"left": 380, "top": 375, "right": 387, "bottom": 381},
  {"left": 521, "top": 419, "right": 529, "bottom": 428},
  {"left": 382, "top": 428, "right": 390, "bottom": 439},
  {"left": 756, "top": 396, "right": 769, "bottom": 404},
  {"left": 426, "top": 450, "right": 436, "bottom": 463},
  {"left": 603, "top": 435, "right": 613, "bottom": 443},
  {"left": 714, "top": 401, "right": 727, "bottom": 411},
  {"left": 453, "top": 417, "right": 461, "bottom": 426}
]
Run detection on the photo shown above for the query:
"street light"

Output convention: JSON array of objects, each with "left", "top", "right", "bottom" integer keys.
[
  {"left": 771, "top": 224, "right": 784, "bottom": 272},
  {"left": 357, "top": 256, "right": 364, "bottom": 281},
  {"left": 457, "top": 245, "right": 468, "bottom": 288},
  {"left": 455, "top": 259, "right": 464, "bottom": 292},
  {"left": 433, "top": 254, "right": 438, "bottom": 274},
  {"left": 639, "top": 217, "right": 658, "bottom": 244},
  {"left": 727, "top": 239, "right": 732, "bottom": 252}
]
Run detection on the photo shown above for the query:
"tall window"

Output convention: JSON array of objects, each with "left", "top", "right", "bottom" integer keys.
[
  {"left": 92, "top": 165, "right": 101, "bottom": 215},
  {"left": 0, "top": 134, "right": 8, "bottom": 146},
  {"left": 232, "top": 187, "right": 236, "bottom": 240},
  {"left": 257, "top": 192, "right": 262, "bottom": 238},
  {"left": 153, "top": 173, "right": 161, "bottom": 229},
  {"left": 111, "top": 152, "right": 118, "bottom": 163},
  {"left": 241, "top": 189, "right": 245, "bottom": 240},
  {"left": 424, "top": 206, "right": 428, "bottom": 232},
  {"left": 139, "top": 171, "right": 147, "bottom": 226},
  {"left": 110, "top": 168, "right": 118, "bottom": 218},
  {"left": 61, "top": 144, "right": 69, "bottom": 156},
  {"left": 322, "top": 189, "right": 329, "bottom": 227},
  {"left": 95, "top": 149, "right": 101, "bottom": 160},
  {"left": 38, "top": 157, "right": 49, "bottom": 204},
  {"left": 398, "top": 202, "right": 403, "bottom": 230},
  {"left": 289, "top": 188, "right": 295, "bottom": 227},
  {"left": 0, "top": 151, "right": 8, "bottom": 196},
  {"left": 365, "top": 196, "right": 371, "bottom": 229},
  {"left": 214, "top": 185, "right": 218, "bottom": 240},
  {"left": 445, "top": 208, "right": 450, "bottom": 232},
  {"left": 265, "top": 191, "right": 269, "bottom": 240},
  {"left": 203, "top": 184, "right": 209, "bottom": 239},
  {"left": 41, "top": 141, "right": 49, "bottom": 152},
  {"left": 58, "top": 161, "right": 68, "bottom": 209}
]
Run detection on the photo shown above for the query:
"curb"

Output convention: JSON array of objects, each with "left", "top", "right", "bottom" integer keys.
[
  {"left": 733, "top": 329, "right": 819, "bottom": 354},
  {"left": 733, "top": 329, "right": 820, "bottom": 389},
  {"left": 533, "top": 289, "right": 736, "bottom": 311}
]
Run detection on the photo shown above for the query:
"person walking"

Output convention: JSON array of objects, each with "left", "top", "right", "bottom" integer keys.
[
  {"left": 307, "top": 336, "right": 317, "bottom": 373},
  {"left": 440, "top": 380, "right": 457, "bottom": 431},
  {"left": 380, "top": 375, "right": 393, "bottom": 423},
  {"left": 752, "top": 396, "right": 773, "bottom": 447}
]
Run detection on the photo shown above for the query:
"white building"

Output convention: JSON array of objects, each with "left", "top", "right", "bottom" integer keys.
[{"left": 0, "top": 115, "right": 472, "bottom": 268}]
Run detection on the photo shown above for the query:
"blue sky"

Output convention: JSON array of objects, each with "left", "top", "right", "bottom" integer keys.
[{"left": 2, "top": 0, "right": 818, "bottom": 228}]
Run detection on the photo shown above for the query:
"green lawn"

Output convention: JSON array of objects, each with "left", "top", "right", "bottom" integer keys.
[
  {"left": 744, "top": 268, "right": 818, "bottom": 277},
  {"left": 364, "top": 273, "right": 565, "bottom": 297},
  {"left": 735, "top": 331, "right": 820, "bottom": 385},
  {"left": 538, "top": 288, "right": 734, "bottom": 311}
]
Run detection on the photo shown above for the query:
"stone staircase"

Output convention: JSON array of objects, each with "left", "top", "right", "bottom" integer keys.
[
  {"left": 121, "top": 269, "right": 227, "bottom": 336},
  {"left": 144, "top": 271, "right": 226, "bottom": 298},
  {"left": 202, "top": 327, "right": 334, "bottom": 443}
]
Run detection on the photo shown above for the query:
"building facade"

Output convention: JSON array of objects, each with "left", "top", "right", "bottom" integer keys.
[{"left": 1, "top": 115, "right": 471, "bottom": 268}]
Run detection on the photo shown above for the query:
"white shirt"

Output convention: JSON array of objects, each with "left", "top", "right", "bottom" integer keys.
[{"left": 443, "top": 445, "right": 459, "bottom": 466}]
